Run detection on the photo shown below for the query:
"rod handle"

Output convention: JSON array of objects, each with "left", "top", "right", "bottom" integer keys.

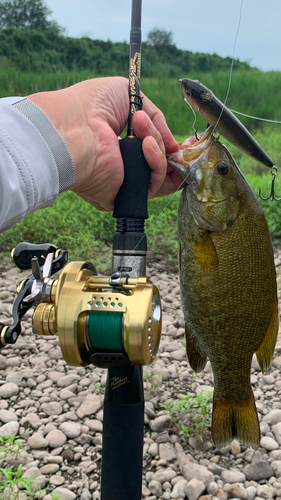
[{"left": 113, "top": 137, "right": 151, "bottom": 219}]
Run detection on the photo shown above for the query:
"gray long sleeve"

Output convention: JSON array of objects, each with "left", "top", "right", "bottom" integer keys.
[{"left": 0, "top": 98, "right": 75, "bottom": 233}]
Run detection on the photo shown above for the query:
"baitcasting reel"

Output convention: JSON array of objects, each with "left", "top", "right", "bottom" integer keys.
[{"left": 0, "top": 242, "right": 161, "bottom": 369}]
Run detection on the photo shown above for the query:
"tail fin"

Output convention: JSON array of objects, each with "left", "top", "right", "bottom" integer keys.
[{"left": 212, "top": 389, "right": 260, "bottom": 449}]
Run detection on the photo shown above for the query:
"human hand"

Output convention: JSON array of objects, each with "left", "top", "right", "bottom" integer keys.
[{"left": 28, "top": 77, "right": 181, "bottom": 211}]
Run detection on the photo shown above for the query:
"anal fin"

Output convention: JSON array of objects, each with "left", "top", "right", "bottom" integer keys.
[{"left": 185, "top": 323, "right": 207, "bottom": 373}]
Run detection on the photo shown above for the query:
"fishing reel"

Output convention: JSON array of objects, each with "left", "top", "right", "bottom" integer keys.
[{"left": 0, "top": 242, "right": 161, "bottom": 368}]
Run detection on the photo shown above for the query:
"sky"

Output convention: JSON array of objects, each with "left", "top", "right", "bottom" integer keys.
[{"left": 45, "top": 0, "right": 281, "bottom": 73}]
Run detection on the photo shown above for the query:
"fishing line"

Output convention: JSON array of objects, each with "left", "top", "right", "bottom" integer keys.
[
  {"left": 230, "top": 109, "right": 281, "bottom": 124},
  {"left": 211, "top": 0, "right": 244, "bottom": 137},
  {"left": 122, "top": 0, "right": 246, "bottom": 264},
  {"left": 185, "top": 100, "right": 198, "bottom": 135}
]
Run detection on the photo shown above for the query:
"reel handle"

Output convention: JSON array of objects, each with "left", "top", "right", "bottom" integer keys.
[{"left": 11, "top": 242, "right": 59, "bottom": 270}]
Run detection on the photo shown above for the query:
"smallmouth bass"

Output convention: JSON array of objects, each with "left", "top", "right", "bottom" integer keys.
[
  {"left": 180, "top": 78, "right": 274, "bottom": 169},
  {"left": 168, "top": 127, "right": 279, "bottom": 448}
]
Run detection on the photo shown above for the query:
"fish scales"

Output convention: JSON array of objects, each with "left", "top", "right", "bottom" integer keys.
[{"left": 170, "top": 127, "right": 279, "bottom": 448}]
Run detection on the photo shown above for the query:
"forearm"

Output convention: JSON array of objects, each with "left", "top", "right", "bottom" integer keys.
[{"left": 0, "top": 98, "right": 74, "bottom": 232}]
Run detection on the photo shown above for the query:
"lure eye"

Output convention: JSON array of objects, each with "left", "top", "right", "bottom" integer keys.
[{"left": 217, "top": 162, "right": 230, "bottom": 175}]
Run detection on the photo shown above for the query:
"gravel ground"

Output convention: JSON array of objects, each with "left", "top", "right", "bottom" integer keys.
[{"left": 0, "top": 248, "right": 281, "bottom": 500}]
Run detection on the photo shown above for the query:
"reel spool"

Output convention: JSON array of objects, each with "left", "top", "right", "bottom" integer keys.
[{"left": 33, "top": 261, "right": 162, "bottom": 367}]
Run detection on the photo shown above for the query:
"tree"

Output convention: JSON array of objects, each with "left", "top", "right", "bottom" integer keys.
[
  {"left": 146, "top": 28, "right": 174, "bottom": 47},
  {"left": 0, "top": 0, "right": 64, "bottom": 31}
]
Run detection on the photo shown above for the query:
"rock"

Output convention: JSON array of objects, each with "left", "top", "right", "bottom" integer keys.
[
  {"left": 149, "top": 414, "right": 172, "bottom": 432},
  {"left": 51, "top": 487, "right": 77, "bottom": 500},
  {"left": 59, "top": 422, "right": 82, "bottom": 439},
  {"left": 271, "top": 460, "right": 281, "bottom": 478},
  {"left": 57, "top": 374, "right": 80, "bottom": 387},
  {"left": 195, "top": 385, "right": 213, "bottom": 396},
  {"left": 76, "top": 394, "right": 103, "bottom": 419},
  {"left": 256, "top": 484, "right": 276, "bottom": 499},
  {"left": 159, "top": 443, "right": 177, "bottom": 462},
  {"left": 220, "top": 469, "right": 246, "bottom": 483},
  {"left": 243, "top": 458, "right": 274, "bottom": 480},
  {"left": 179, "top": 458, "right": 214, "bottom": 487},
  {"left": 149, "top": 479, "right": 163, "bottom": 497},
  {"left": 207, "top": 481, "right": 218, "bottom": 496},
  {"left": 0, "top": 409, "right": 18, "bottom": 423},
  {"left": 224, "top": 482, "right": 247, "bottom": 499},
  {"left": 207, "top": 462, "right": 224, "bottom": 475},
  {"left": 185, "top": 478, "right": 206, "bottom": 500},
  {"left": 50, "top": 475, "right": 65, "bottom": 486},
  {"left": 21, "top": 466, "right": 40, "bottom": 480},
  {"left": 263, "top": 409, "right": 281, "bottom": 425},
  {"left": 273, "top": 422, "right": 281, "bottom": 444},
  {"left": 46, "top": 430, "right": 67, "bottom": 448},
  {"left": 260, "top": 435, "right": 278, "bottom": 451},
  {"left": 23, "top": 412, "right": 41, "bottom": 429},
  {"left": 0, "top": 420, "right": 19, "bottom": 438},
  {"left": 40, "top": 463, "right": 60, "bottom": 475},
  {"left": 0, "top": 382, "right": 19, "bottom": 398},
  {"left": 41, "top": 402, "right": 63, "bottom": 416},
  {"left": 28, "top": 432, "right": 49, "bottom": 449},
  {"left": 148, "top": 443, "right": 159, "bottom": 457},
  {"left": 61, "top": 448, "right": 74, "bottom": 462},
  {"left": 0, "top": 354, "right": 8, "bottom": 369},
  {"left": 230, "top": 440, "right": 241, "bottom": 455},
  {"left": 142, "top": 484, "right": 151, "bottom": 496},
  {"left": 246, "top": 485, "right": 257, "bottom": 500},
  {"left": 84, "top": 419, "right": 103, "bottom": 432},
  {"left": 154, "top": 468, "right": 177, "bottom": 483},
  {"left": 170, "top": 479, "right": 188, "bottom": 499}
]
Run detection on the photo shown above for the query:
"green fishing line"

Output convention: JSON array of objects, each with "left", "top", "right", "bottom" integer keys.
[{"left": 87, "top": 311, "right": 123, "bottom": 351}]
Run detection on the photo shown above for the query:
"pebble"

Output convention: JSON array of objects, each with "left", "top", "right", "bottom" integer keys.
[
  {"left": 46, "top": 430, "right": 67, "bottom": 448},
  {"left": 1, "top": 253, "right": 281, "bottom": 499},
  {"left": 51, "top": 487, "right": 76, "bottom": 500},
  {"left": 0, "top": 409, "right": 18, "bottom": 423},
  {"left": 59, "top": 422, "right": 82, "bottom": 439},
  {"left": 28, "top": 433, "right": 49, "bottom": 449},
  {"left": 0, "top": 382, "right": 19, "bottom": 398},
  {"left": 185, "top": 478, "right": 205, "bottom": 500},
  {"left": 149, "top": 414, "right": 172, "bottom": 432},
  {"left": 76, "top": 394, "right": 103, "bottom": 419},
  {"left": 224, "top": 482, "right": 247, "bottom": 499},
  {"left": 220, "top": 470, "right": 246, "bottom": 483},
  {"left": 260, "top": 435, "right": 279, "bottom": 450},
  {"left": 0, "top": 420, "right": 19, "bottom": 437}
]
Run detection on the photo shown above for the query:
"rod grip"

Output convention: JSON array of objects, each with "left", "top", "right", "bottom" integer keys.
[
  {"left": 113, "top": 137, "right": 151, "bottom": 219},
  {"left": 101, "top": 400, "right": 144, "bottom": 500}
]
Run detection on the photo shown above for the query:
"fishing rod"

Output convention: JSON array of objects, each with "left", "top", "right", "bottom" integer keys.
[
  {"left": 101, "top": 1, "right": 156, "bottom": 498},
  {"left": 0, "top": 1, "right": 162, "bottom": 499}
]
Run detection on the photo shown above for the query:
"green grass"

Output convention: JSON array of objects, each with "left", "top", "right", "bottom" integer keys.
[
  {"left": 0, "top": 436, "right": 60, "bottom": 499},
  {"left": 1, "top": 127, "right": 280, "bottom": 271},
  {"left": 160, "top": 391, "right": 213, "bottom": 443},
  {"left": 1, "top": 71, "right": 281, "bottom": 269}
]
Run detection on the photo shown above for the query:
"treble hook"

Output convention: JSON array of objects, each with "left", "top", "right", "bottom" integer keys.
[{"left": 259, "top": 166, "right": 281, "bottom": 201}]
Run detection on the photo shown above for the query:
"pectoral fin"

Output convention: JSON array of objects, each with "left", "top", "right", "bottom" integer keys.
[
  {"left": 185, "top": 323, "right": 207, "bottom": 373},
  {"left": 255, "top": 297, "right": 279, "bottom": 373}
]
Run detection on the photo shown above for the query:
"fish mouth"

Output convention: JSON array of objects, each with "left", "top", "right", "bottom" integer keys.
[{"left": 167, "top": 127, "right": 215, "bottom": 181}]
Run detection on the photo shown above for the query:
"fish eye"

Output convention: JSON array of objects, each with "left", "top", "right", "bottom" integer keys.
[
  {"left": 184, "top": 89, "right": 192, "bottom": 97},
  {"left": 217, "top": 162, "right": 230, "bottom": 175}
]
